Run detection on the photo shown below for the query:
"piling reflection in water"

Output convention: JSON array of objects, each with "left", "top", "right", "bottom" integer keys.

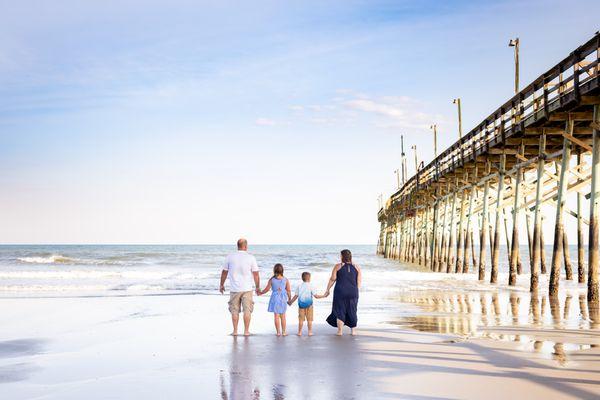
[{"left": 391, "top": 290, "right": 600, "bottom": 363}]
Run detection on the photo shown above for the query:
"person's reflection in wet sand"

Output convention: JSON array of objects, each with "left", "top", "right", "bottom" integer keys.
[{"left": 221, "top": 338, "right": 261, "bottom": 400}]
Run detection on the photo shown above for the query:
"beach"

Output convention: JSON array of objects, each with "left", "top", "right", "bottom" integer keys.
[{"left": 1, "top": 245, "right": 600, "bottom": 399}]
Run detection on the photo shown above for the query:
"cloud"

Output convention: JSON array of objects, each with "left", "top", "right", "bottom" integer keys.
[
  {"left": 343, "top": 95, "right": 445, "bottom": 131},
  {"left": 255, "top": 117, "right": 277, "bottom": 126}
]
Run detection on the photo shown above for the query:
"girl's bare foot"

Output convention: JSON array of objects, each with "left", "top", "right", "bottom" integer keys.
[
  {"left": 282, "top": 332, "right": 288, "bottom": 336},
  {"left": 276, "top": 332, "right": 281, "bottom": 337}
]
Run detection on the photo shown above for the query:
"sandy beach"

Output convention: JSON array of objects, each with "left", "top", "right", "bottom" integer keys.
[{"left": 2, "top": 289, "right": 599, "bottom": 400}]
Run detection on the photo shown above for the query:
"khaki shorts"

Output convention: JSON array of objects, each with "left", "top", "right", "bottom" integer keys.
[
  {"left": 228, "top": 291, "right": 254, "bottom": 314},
  {"left": 298, "top": 305, "right": 314, "bottom": 322}
]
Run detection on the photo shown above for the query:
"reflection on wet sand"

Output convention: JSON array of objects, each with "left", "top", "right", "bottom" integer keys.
[
  {"left": 220, "top": 338, "right": 261, "bottom": 400},
  {"left": 391, "top": 290, "right": 600, "bottom": 364}
]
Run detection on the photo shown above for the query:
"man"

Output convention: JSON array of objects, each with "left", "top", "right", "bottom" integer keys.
[{"left": 219, "top": 238, "right": 260, "bottom": 336}]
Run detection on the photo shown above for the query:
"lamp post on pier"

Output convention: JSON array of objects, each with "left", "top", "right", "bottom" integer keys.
[
  {"left": 401, "top": 135, "right": 407, "bottom": 185},
  {"left": 394, "top": 169, "right": 401, "bottom": 190},
  {"left": 429, "top": 124, "right": 438, "bottom": 158},
  {"left": 452, "top": 98, "right": 463, "bottom": 139},
  {"left": 508, "top": 38, "right": 520, "bottom": 94}
]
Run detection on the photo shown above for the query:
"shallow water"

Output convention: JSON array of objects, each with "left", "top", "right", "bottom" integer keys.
[{"left": 1, "top": 244, "right": 598, "bottom": 364}]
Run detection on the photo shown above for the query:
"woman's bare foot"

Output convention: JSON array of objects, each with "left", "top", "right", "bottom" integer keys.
[
  {"left": 350, "top": 329, "right": 357, "bottom": 336},
  {"left": 336, "top": 330, "right": 343, "bottom": 336}
]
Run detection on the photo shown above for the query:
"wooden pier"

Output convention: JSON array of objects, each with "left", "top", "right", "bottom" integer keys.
[{"left": 377, "top": 33, "right": 600, "bottom": 302}]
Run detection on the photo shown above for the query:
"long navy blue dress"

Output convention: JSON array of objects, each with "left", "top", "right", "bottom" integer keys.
[{"left": 326, "top": 263, "right": 359, "bottom": 328}]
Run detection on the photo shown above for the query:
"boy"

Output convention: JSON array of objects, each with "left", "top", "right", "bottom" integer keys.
[{"left": 288, "top": 272, "right": 325, "bottom": 336}]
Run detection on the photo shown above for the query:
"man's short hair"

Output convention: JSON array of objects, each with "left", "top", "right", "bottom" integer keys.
[
  {"left": 237, "top": 238, "right": 247, "bottom": 250},
  {"left": 301, "top": 272, "right": 311, "bottom": 282}
]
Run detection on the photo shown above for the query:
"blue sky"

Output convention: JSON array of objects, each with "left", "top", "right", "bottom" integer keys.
[{"left": 1, "top": 0, "right": 598, "bottom": 244}]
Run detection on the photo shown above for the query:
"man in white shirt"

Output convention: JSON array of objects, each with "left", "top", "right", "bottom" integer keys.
[{"left": 219, "top": 238, "right": 260, "bottom": 336}]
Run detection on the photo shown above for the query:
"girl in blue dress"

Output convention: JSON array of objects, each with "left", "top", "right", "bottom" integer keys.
[{"left": 260, "top": 263, "right": 291, "bottom": 336}]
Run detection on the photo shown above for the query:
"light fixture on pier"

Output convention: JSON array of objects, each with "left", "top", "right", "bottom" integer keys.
[
  {"left": 452, "top": 98, "right": 462, "bottom": 139},
  {"left": 429, "top": 124, "right": 438, "bottom": 158},
  {"left": 508, "top": 38, "right": 520, "bottom": 94}
]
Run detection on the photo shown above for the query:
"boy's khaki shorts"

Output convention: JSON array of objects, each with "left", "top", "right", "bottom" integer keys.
[
  {"left": 228, "top": 291, "right": 254, "bottom": 314},
  {"left": 298, "top": 305, "right": 314, "bottom": 322}
]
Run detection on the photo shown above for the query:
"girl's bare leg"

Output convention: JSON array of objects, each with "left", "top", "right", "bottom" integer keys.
[
  {"left": 281, "top": 314, "right": 287, "bottom": 336},
  {"left": 336, "top": 319, "right": 344, "bottom": 336},
  {"left": 274, "top": 314, "right": 281, "bottom": 336}
]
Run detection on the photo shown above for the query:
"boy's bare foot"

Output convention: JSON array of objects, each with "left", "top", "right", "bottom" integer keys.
[
  {"left": 308, "top": 331, "right": 314, "bottom": 336},
  {"left": 297, "top": 332, "right": 302, "bottom": 336}
]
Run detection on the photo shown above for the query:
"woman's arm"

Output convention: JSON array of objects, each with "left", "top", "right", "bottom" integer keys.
[
  {"left": 260, "top": 278, "right": 272, "bottom": 295},
  {"left": 324, "top": 264, "right": 340, "bottom": 296},
  {"left": 355, "top": 264, "right": 362, "bottom": 289}
]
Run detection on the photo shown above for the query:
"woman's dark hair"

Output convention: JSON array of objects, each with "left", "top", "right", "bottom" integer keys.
[
  {"left": 341, "top": 249, "right": 352, "bottom": 263},
  {"left": 273, "top": 263, "right": 284, "bottom": 276}
]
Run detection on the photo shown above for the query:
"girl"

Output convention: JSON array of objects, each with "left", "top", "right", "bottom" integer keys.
[{"left": 260, "top": 263, "right": 291, "bottom": 336}]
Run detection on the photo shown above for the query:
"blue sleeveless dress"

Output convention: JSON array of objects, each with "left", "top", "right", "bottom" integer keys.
[
  {"left": 326, "top": 263, "right": 359, "bottom": 328},
  {"left": 268, "top": 277, "right": 288, "bottom": 314}
]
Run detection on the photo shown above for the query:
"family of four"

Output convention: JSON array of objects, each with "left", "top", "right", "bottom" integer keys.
[{"left": 219, "top": 239, "right": 361, "bottom": 337}]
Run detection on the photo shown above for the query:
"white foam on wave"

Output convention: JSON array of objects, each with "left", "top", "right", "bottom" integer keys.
[{"left": 17, "top": 254, "right": 76, "bottom": 264}]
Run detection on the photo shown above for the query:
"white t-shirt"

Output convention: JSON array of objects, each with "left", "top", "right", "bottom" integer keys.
[
  {"left": 295, "top": 282, "right": 315, "bottom": 308},
  {"left": 223, "top": 251, "right": 259, "bottom": 292}
]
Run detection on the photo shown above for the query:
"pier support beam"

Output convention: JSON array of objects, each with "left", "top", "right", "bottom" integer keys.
[
  {"left": 479, "top": 161, "right": 491, "bottom": 281},
  {"left": 531, "top": 134, "right": 546, "bottom": 293},
  {"left": 491, "top": 154, "right": 506, "bottom": 284},
  {"left": 577, "top": 151, "right": 586, "bottom": 283},
  {"left": 550, "top": 132, "right": 571, "bottom": 296},
  {"left": 588, "top": 104, "right": 600, "bottom": 302},
  {"left": 509, "top": 144, "right": 524, "bottom": 286}
]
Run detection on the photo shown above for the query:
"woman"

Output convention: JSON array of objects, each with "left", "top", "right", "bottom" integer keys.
[{"left": 325, "top": 249, "right": 362, "bottom": 336}]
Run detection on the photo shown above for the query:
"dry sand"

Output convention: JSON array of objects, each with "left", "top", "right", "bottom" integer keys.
[{"left": 1, "top": 292, "right": 599, "bottom": 399}]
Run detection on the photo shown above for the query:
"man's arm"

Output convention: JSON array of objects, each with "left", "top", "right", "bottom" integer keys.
[
  {"left": 253, "top": 271, "right": 260, "bottom": 295},
  {"left": 219, "top": 270, "right": 228, "bottom": 294}
]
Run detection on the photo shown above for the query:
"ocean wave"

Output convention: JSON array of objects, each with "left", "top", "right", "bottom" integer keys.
[{"left": 17, "top": 254, "right": 77, "bottom": 264}]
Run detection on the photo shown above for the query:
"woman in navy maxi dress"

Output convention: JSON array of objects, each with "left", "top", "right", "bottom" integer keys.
[{"left": 325, "top": 249, "right": 362, "bottom": 335}]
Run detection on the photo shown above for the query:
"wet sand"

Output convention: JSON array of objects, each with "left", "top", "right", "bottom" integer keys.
[{"left": 1, "top": 291, "right": 599, "bottom": 399}]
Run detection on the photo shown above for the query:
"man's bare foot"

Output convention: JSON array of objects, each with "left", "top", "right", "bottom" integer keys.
[
  {"left": 230, "top": 332, "right": 238, "bottom": 336},
  {"left": 244, "top": 331, "right": 251, "bottom": 336},
  {"left": 308, "top": 331, "right": 314, "bottom": 336}
]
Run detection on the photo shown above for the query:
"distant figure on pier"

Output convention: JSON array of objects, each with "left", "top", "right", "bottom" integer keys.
[
  {"left": 325, "top": 249, "right": 362, "bottom": 335},
  {"left": 219, "top": 238, "right": 261, "bottom": 336}
]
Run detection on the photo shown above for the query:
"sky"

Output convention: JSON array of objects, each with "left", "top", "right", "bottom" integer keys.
[{"left": 0, "top": 0, "right": 599, "bottom": 244}]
